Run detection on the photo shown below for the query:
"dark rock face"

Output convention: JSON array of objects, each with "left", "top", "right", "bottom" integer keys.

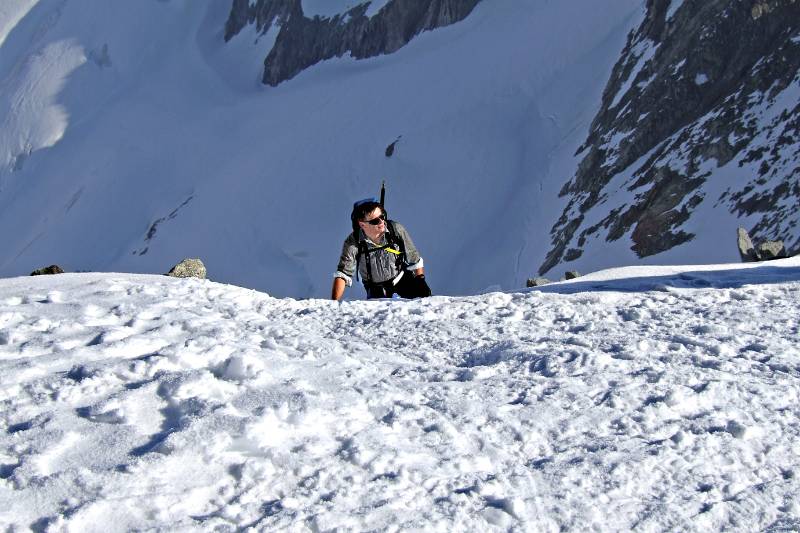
[
  {"left": 540, "top": 0, "right": 800, "bottom": 275},
  {"left": 385, "top": 137, "right": 401, "bottom": 158},
  {"left": 224, "top": 0, "right": 297, "bottom": 42},
  {"left": 225, "top": 0, "right": 482, "bottom": 86}
]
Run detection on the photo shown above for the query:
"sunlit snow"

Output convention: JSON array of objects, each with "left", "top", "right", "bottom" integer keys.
[{"left": 2, "top": 258, "right": 799, "bottom": 530}]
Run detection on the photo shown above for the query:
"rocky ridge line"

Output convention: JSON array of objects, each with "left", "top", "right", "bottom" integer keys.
[
  {"left": 540, "top": 0, "right": 800, "bottom": 275},
  {"left": 224, "top": 0, "right": 482, "bottom": 86}
]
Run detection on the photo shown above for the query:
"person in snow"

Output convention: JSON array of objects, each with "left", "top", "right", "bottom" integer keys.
[{"left": 332, "top": 199, "right": 431, "bottom": 300}]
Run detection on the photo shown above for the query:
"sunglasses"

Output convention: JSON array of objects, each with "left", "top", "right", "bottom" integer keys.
[{"left": 362, "top": 214, "right": 386, "bottom": 226}]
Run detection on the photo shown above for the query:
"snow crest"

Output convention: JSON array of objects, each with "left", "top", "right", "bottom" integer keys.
[{"left": 2, "top": 259, "right": 800, "bottom": 530}]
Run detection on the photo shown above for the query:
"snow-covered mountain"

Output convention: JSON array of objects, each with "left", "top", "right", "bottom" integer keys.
[
  {"left": 0, "top": 1, "right": 797, "bottom": 298},
  {"left": 224, "top": 0, "right": 482, "bottom": 86},
  {"left": 542, "top": 0, "right": 800, "bottom": 276}
]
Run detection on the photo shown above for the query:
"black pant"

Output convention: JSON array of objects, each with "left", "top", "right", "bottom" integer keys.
[{"left": 365, "top": 272, "right": 431, "bottom": 299}]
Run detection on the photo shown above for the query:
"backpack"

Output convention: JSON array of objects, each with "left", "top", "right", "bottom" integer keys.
[{"left": 350, "top": 186, "right": 408, "bottom": 283}]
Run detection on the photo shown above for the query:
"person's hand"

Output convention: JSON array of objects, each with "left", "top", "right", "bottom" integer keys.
[{"left": 415, "top": 274, "right": 431, "bottom": 296}]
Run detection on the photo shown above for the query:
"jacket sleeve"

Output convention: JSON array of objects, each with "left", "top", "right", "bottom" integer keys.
[
  {"left": 394, "top": 222, "right": 424, "bottom": 271},
  {"left": 334, "top": 234, "right": 359, "bottom": 286}
]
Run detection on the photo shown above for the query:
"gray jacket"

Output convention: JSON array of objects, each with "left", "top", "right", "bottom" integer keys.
[{"left": 335, "top": 221, "right": 423, "bottom": 286}]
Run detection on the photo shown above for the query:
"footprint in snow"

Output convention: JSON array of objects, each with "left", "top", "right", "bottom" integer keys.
[{"left": 75, "top": 404, "right": 126, "bottom": 425}]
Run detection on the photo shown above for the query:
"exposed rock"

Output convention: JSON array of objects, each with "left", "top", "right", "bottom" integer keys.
[
  {"left": 757, "top": 240, "right": 787, "bottom": 260},
  {"left": 88, "top": 43, "right": 112, "bottom": 68},
  {"left": 385, "top": 137, "right": 401, "bottom": 158},
  {"left": 526, "top": 277, "right": 551, "bottom": 288},
  {"left": 225, "top": 0, "right": 483, "bottom": 86},
  {"left": 11, "top": 145, "right": 32, "bottom": 172},
  {"left": 540, "top": 0, "right": 800, "bottom": 275},
  {"left": 134, "top": 196, "right": 194, "bottom": 256},
  {"left": 737, "top": 227, "right": 760, "bottom": 262},
  {"left": 564, "top": 271, "right": 581, "bottom": 280},
  {"left": 167, "top": 259, "right": 207, "bottom": 279},
  {"left": 224, "top": 0, "right": 296, "bottom": 42},
  {"left": 30, "top": 265, "right": 64, "bottom": 276}
]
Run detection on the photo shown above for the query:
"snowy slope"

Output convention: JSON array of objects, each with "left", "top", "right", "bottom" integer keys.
[
  {"left": 300, "top": 1, "right": 392, "bottom": 19},
  {"left": 0, "top": 0, "right": 645, "bottom": 298},
  {"left": 2, "top": 258, "right": 800, "bottom": 531}
]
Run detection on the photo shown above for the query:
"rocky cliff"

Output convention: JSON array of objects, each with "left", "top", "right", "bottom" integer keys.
[
  {"left": 225, "top": 0, "right": 482, "bottom": 86},
  {"left": 540, "top": 0, "right": 800, "bottom": 275}
]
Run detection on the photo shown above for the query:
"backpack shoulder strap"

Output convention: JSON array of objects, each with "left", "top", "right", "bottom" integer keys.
[
  {"left": 386, "top": 220, "right": 408, "bottom": 267},
  {"left": 355, "top": 238, "right": 372, "bottom": 283}
]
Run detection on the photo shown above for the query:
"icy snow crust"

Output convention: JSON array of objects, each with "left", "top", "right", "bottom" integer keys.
[{"left": 2, "top": 259, "right": 800, "bottom": 531}]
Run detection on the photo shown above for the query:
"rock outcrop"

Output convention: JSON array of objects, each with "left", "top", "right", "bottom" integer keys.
[
  {"left": 738, "top": 226, "right": 789, "bottom": 261},
  {"left": 526, "top": 277, "right": 551, "bottom": 288},
  {"left": 225, "top": 0, "right": 483, "bottom": 86},
  {"left": 757, "top": 240, "right": 787, "bottom": 260},
  {"left": 737, "top": 227, "right": 760, "bottom": 262},
  {"left": 540, "top": 0, "right": 800, "bottom": 275},
  {"left": 30, "top": 265, "right": 64, "bottom": 276},
  {"left": 167, "top": 259, "right": 207, "bottom": 279}
]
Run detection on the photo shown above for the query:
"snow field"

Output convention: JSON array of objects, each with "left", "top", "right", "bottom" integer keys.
[{"left": 1, "top": 259, "right": 800, "bottom": 531}]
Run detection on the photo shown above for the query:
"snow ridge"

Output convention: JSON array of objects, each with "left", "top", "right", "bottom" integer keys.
[{"left": 2, "top": 258, "right": 800, "bottom": 530}]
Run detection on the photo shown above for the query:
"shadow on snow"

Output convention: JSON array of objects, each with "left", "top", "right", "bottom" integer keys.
[{"left": 528, "top": 264, "right": 800, "bottom": 295}]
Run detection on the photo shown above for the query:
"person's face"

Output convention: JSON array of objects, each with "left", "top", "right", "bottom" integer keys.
[{"left": 358, "top": 207, "right": 386, "bottom": 239}]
